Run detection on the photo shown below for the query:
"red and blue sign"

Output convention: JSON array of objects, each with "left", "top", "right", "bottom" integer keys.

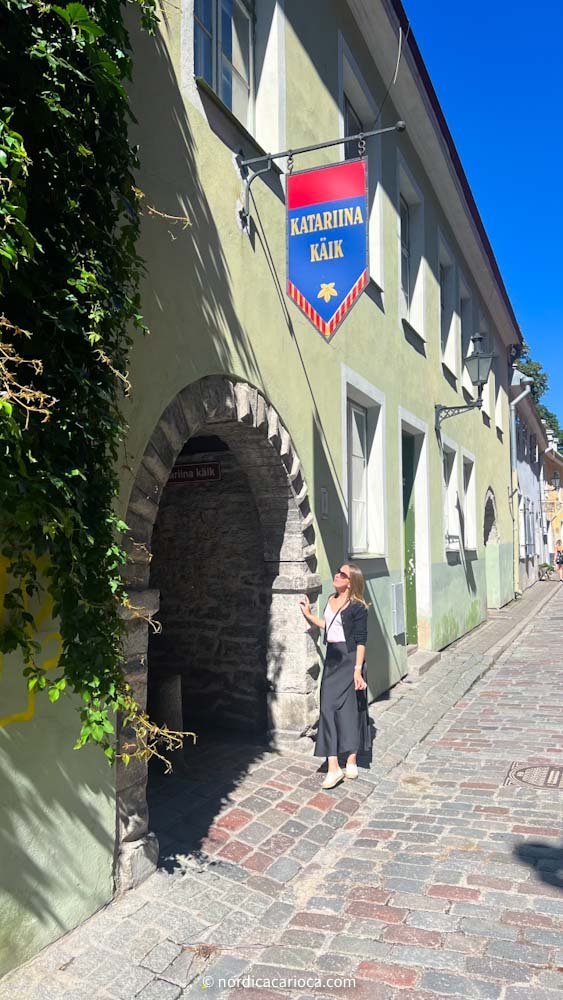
[{"left": 287, "top": 159, "right": 369, "bottom": 341}]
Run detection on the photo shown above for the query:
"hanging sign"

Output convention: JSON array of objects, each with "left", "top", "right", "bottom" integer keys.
[{"left": 287, "top": 159, "right": 369, "bottom": 341}]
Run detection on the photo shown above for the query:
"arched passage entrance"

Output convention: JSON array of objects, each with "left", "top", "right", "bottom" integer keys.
[
  {"left": 483, "top": 487, "right": 501, "bottom": 609},
  {"left": 484, "top": 488, "right": 498, "bottom": 546},
  {"left": 116, "top": 376, "right": 321, "bottom": 889}
]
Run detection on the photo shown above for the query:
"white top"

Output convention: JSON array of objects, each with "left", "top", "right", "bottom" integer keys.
[{"left": 324, "top": 602, "right": 346, "bottom": 643}]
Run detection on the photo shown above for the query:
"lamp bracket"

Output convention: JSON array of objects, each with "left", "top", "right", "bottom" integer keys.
[{"left": 435, "top": 400, "right": 482, "bottom": 430}]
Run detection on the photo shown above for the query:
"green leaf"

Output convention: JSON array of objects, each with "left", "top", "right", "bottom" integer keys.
[{"left": 52, "top": 3, "right": 104, "bottom": 40}]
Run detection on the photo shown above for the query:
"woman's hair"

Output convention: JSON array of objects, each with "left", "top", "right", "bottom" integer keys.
[{"left": 346, "top": 563, "right": 370, "bottom": 608}]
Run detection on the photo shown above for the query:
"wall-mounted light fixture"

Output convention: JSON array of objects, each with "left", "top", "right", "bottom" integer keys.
[{"left": 435, "top": 333, "right": 495, "bottom": 430}]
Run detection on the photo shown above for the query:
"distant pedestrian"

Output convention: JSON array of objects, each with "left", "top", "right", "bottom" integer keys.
[
  {"left": 300, "top": 563, "right": 371, "bottom": 789},
  {"left": 555, "top": 539, "right": 563, "bottom": 582}
]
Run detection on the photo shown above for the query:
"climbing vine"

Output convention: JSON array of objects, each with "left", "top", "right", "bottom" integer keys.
[{"left": 0, "top": 0, "right": 189, "bottom": 764}]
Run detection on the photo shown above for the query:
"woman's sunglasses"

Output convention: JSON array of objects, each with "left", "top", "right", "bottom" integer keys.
[{"left": 335, "top": 569, "right": 350, "bottom": 579}]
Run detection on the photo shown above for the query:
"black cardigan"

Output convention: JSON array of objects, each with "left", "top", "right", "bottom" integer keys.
[{"left": 323, "top": 600, "right": 368, "bottom": 653}]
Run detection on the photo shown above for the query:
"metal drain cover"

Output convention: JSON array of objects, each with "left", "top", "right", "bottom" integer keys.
[{"left": 504, "top": 762, "right": 563, "bottom": 789}]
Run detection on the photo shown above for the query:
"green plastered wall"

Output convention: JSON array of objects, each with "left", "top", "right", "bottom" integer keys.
[
  {"left": 485, "top": 542, "right": 514, "bottom": 610},
  {"left": 123, "top": 0, "right": 516, "bottom": 679},
  {"left": 0, "top": 566, "right": 115, "bottom": 977},
  {"left": 430, "top": 559, "right": 487, "bottom": 651}
]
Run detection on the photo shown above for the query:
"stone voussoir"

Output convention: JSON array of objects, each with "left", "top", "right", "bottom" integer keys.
[
  {"left": 255, "top": 391, "right": 268, "bottom": 432},
  {"left": 266, "top": 405, "right": 281, "bottom": 448},
  {"left": 233, "top": 380, "right": 257, "bottom": 425},
  {"left": 177, "top": 380, "right": 205, "bottom": 435},
  {"left": 158, "top": 395, "right": 190, "bottom": 452},
  {"left": 127, "top": 486, "right": 159, "bottom": 527},
  {"left": 200, "top": 374, "right": 236, "bottom": 424}
]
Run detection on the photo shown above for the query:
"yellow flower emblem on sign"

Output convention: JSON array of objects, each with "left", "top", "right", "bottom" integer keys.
[{"left": 317, "top": 282, "right": 338, "bottom": 303}]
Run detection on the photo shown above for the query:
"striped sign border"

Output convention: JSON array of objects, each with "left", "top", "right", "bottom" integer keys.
[{"left": 288, "top": 268, "right": 368, "bottom": 342}]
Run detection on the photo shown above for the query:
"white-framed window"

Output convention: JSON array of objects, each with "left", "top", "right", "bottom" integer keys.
[
  {"left": 397, "top": 154, "right": 425, "bottom": 336},
  {"left": 493, "top": 345, "right": 504, "bottom": 431},
  {"left": 518, "top": 496, "right": 528, "bottom": 559},
  {"left": 344, "top": 96, "right": 362, "bottom": 161},
  {"left": 459, "top": 275, "right": 474, "bottom": 398},
  {"left": 400, "top": 196, "right": 410, "bottom": 315},
  {"left": 534, "top": 505, "right": 542, "bottom": 558},
  {"left": 519, "top": 497, "right": 536, "bottom": 558},
  {"left": 348, "top": 402, "right": 368, "bottom": 553},
  {"left": 438, "top": 235, "right": 457, "bottom": 377},
  {"left": 338, "top": 37, "right": 383, "bottom": 289},
  {"left": 462, "top": 453, "right": 476, "bottom": 549},
  {"left": 478, "top": 316, "right": 493, "bottom": 419},
  {"left": 442, "top": 440, "right": 459, "bottom": 550},
  {"left": 527, "top": 501, "right": 536, "bottom": 556},
  {"left": 194, "top": 0, "right": 254, "bottom": 129},
  {"left": 342, "top": 366, "right": 386, "bottom": 558},
  {"left": 528, "top": 503, "right": 535, "bottom": 556}
]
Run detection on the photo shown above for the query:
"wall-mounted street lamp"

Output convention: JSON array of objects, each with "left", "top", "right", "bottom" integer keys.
[{"left": 435, "top": 333, "right": 495, "bottom": 430}]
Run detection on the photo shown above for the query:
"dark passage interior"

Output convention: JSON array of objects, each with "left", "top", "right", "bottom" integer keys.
[{"left": 147, "top": 434, "right": 269, "bottom": 740}]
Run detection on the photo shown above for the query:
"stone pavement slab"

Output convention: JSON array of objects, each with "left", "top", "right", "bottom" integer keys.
[
  {"left": 230, "top": 584, "right": 563, "bottom": 999},
  {"left": 0, "top": 582, "right": 561, "bottom": 1000}
]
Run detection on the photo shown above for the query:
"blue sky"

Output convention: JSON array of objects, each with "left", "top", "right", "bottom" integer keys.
[{"left": 404, "top": 0, "right": 562, "bottom": 424}]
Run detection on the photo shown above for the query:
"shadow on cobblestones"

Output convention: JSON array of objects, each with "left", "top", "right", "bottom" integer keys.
[
  {"left": 514, "top": 840, "right": 563, "bottom": 890},
  {"left": 147, "top": 733, "right": 279, "bottom": 873}
]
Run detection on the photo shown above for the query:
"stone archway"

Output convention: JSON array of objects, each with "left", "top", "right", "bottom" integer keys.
[{"left": 116, "top": 375, "right": 321, "bottom": 889}]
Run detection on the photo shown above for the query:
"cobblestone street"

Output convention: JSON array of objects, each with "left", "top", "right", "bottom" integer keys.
[{"left": 2, "top": 581, "right": 562, "bottom": 1000}]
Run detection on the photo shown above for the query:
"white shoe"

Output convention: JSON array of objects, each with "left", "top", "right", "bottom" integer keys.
[
  {"left": 345, "top": 763, "right": 358, "bottom": 780},
  {"left": 321, "top": 768, "right": 344, "bottom": 789}
]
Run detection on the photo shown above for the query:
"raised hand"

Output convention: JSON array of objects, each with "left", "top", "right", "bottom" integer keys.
[{"left": 299, "top": 596, "right": 311, "bottom": 619}]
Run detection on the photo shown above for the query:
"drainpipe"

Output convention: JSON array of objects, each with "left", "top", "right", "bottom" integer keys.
[{"left": 510, "top": 380, "right": 533, "bottom": 597}]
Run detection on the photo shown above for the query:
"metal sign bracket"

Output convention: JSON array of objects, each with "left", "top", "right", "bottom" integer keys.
[{"left": 237, "top": 121, "right": 405, "bottom": 229}]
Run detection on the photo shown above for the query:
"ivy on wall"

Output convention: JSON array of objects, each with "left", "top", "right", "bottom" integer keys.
[{"left": 0, "top": 0, "right": 188, "bottom": 764}]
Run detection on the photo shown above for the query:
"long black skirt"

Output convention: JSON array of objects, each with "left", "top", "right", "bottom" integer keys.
[{"left": 314, "top": 641, "right": 371, "bottom": 757}]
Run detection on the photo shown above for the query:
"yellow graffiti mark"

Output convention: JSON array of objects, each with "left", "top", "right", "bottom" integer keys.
[
  {"left": 0, "top": 556, "right": 62, "bottom": 728},
  {"left": 0, "top": 632, "right": 62, "bottom": 728}
]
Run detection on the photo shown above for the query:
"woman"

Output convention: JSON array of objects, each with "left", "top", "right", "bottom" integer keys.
[
  {"left": 555, "top": 539, "right": 563, "bottom": 582},
  {"left": 300, "top": 563, "right": 371, "bottom": 789}
]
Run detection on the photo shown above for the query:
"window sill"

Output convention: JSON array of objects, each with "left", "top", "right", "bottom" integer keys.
[
  {"left": 441, "top": 357, "right": 459, "bottom": 383},
  {"left": 195, "top": 76, "right": 282, "bottom": 176},
  {"left": 401, "top": 316, "right": 426, "bottom": 343},
  {"left": 348, "top": 552, "right": 387, "bottom": 561}
]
